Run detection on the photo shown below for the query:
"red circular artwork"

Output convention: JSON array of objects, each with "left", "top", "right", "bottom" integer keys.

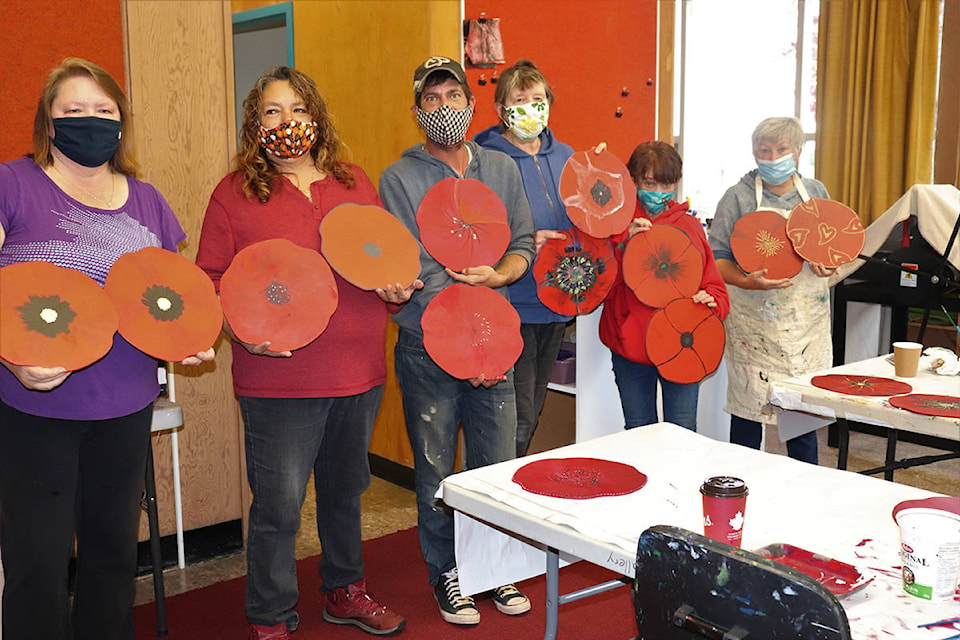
[
  {"left": 810, "top": 374, "right": 913, "bottom": 397},
  {"left": 220, "top": 238, "right": 339, "bottom": 352},
  {"left": 512, "top": 457, "right": 648, "bottom": 499},
  {"left": 622, "top": 225, "right": 703, "bottom": 309},
  {"left": 416, "top": 177, "right": 511, "bottom": 272},
  {"left": 786, "top": 198, "right": 865, "bottom": 268},
  {"left": 645, "top": 298, "right": 725, "bottom": 384},
  {"left": 730, "top": 210, "right": 803, "bottom": 279},
  {"left": 888, "top": 394, "right": 960, "bottom": 418},
  {"left": 421, "top": 284, "right": 522, "bottom": 380},
  {"left": 104, "top": 247, "right": 223, "bottom": 362},
  {"left": 559, "top": 150, "right": 636, "bottom": 238},
  {"left": 0, "top": 260, "right": 118, "bottom": 371},
  {"left": 533, "top": 228, "right": 618, "bottom": 316},
  {"left": 320, "top": 203, "right": 421, "bottom": 290}
]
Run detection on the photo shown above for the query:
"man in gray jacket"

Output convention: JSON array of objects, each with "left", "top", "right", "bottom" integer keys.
[{"left": 379, "top": 55, "right": 535, "bottom": 626}]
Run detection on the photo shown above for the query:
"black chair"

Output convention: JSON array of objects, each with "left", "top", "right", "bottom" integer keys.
[{"left": 634, "top": 526, "right": 851, "bottom": 640}]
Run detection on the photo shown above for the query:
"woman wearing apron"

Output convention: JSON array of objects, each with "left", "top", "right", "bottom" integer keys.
[{"left": 708, "top": 117, "right": 837, "bottom": 464}]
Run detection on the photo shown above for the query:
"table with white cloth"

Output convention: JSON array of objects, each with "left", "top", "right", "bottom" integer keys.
[
  {"left": 440, "top": 423, "right": 958, "bottom": 640},
  {"left": 768, "top": 355, "right": 960, "bottom": 479}
]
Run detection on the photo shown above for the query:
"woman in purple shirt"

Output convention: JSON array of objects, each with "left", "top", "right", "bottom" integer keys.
[{"left": 0, "top": 58, "right": 213, "bottom": 640}]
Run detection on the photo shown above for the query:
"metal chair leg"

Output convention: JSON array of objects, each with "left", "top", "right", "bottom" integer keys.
[{"left": 144, "top": 438, "right": 169, "bottom": 636}]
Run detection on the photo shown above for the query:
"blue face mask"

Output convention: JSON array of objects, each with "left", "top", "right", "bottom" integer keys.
[
  {"left": 756, "top": 153, "right": 797, "bottom": 185},
  {"left": 637, "top": 188, "right": 675, "bottom": 215}
]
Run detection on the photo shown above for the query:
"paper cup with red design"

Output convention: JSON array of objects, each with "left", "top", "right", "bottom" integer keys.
[{"left": 700, "top": 476, "right": 748, "bottom": 547}]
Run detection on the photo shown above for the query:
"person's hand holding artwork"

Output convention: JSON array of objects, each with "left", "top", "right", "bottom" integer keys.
[
  {"left": 376, "top": 278, "right": 425, "bottom": 304},
  {"left": 534, "top": 229, "right": 566, "bottom": 253},
  {"left": 626, "top": 217, "right": 653, "bottom": 238},
  {"left": 743, "top": 267, "right": 793, "bottom": 290},
  {"left": 179, "top": 348, "right": 216, "bottom": 366},
  {"left": 807, "top": 262, "right": 837, "bottom": 278},
  {"left": 468, "top": 372, "right": 507, "bottom": 388},
  {"left": 1, "top": 362, "right": 71, "bottom": 391},
  {"left": 691, "top": 289, "right": 718, "bottom": 309}
]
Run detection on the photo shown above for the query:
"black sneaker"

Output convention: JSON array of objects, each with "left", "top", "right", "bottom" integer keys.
[
  {"left": 492, "top": 584, "right": 531, "bottom": 615},
  {"left": 434, "top": 568, "right": 480, "bottom": 625}
]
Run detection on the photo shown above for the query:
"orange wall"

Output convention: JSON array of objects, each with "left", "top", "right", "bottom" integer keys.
[
  {"left": 0, "top": 0, "right": 125, "bottom": 162},
  {"left": 463, "top": 0, "right": 658, "bottom": 161}
]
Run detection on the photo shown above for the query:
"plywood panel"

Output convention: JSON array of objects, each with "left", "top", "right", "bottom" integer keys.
[{"left": 125, "top": 0, "right": 244, "bottom": 539}]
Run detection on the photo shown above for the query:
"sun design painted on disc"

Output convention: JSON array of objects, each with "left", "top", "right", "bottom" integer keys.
[
  {"left": 921, "top": 398, "right": 960, "bottom": 410},
  {"left": 754, "top": 229, "right": 786, "bottom": 257},
  {"left": 17, "top": 295, "right": 76, "bottom": 338}
]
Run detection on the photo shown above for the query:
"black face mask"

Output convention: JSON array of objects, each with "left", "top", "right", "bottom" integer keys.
[{"left": 51, "top": 117, "right": 121, "bottom": 167}]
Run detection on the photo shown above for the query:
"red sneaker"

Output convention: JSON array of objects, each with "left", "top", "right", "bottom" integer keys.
[
  {"left": 323, "top": 578, "right": 406, "bottom": 636},
  {"left": 248, "top": 622, "right": 292, "bottom": 640}
]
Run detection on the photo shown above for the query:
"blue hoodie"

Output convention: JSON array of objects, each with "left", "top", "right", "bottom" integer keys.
[{"left": 473, "top": 125, "right": 574, "bottom": 323}]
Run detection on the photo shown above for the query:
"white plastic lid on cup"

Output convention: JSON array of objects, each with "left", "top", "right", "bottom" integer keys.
[{"left": 892, "top": 497, "right": 960, "bottom": 601}]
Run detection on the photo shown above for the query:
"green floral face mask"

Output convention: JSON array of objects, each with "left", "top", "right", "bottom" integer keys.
[{"left": 503, "top": 101, "right": 549, "bottom": 141}]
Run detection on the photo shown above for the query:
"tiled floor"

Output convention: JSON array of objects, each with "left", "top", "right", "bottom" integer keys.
[{"left": 134, "top": 425, "right": 958, "bottom": 606}]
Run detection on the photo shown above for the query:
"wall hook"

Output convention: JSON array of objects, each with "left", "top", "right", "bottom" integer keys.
[
  {"left": 621, "top": 86, "right": 630, "bottom": 97},
  {"left": 491, "top": 71, "right": 498, "bottom": 84},
  {"left": 615, "top": 106, "right": 623, "bottom": 118},
  {"left": 646, "top": 78, "right": 654, "bottom": 86},
  {"left": 478, "top": 74, "right": 487, "bottom": 86}
]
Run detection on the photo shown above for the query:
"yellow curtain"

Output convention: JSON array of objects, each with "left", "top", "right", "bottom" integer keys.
[{"left": 815, "top": 0, "right": 940, "bottom": 224}]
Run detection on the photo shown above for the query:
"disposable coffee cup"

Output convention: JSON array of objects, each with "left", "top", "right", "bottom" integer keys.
[
  {"left": 894, "top": 505, "right": 960, "bottom": 601},
  {"left": 700, "top": 476, "right": 748, "bottom": 547},
  {"left": 893, "top": 341, "right": 923, "bottom": 377}
]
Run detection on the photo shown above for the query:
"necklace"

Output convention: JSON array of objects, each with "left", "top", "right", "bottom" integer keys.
[{"left": 51, "top": 163, "right": 116, "bottom": 208}]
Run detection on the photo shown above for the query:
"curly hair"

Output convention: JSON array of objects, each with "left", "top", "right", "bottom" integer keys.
[{"left": 236, "top": 66, "right": 353, "bottom": 202}]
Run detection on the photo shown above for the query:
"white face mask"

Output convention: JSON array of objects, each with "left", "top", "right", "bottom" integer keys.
[{"left": 502, "top": 101, "right": 550, "bottom": 140}]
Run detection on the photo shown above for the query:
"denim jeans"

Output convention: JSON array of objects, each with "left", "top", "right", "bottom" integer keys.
[
  {"left": 611, "top": 353, "right": 699, "bottom": 431},
  {"left": 729, "top": 414, "right": 820, "bottom": 464},
  {"left": 394, "top": 329, "right": 517, "bottom": 585},
  {"left": 0, "top": 400, "right": 151, "bottom": 640},
  {"left": 514, "top": 322, "right": 568, "bottom": 456},
  {"left": 239, "top": 388, "right": 383, "bottom": 628}
]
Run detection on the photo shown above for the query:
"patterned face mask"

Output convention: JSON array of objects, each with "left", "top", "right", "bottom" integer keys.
[
  {"left": 257, "top": 119, "right": 318, "bottom": 158},
  {"left": 502, "top": 101, "right": 549, "bottom": 141},
  {"left": 416, "top": 104, "right": 474, "bottom": 147}
]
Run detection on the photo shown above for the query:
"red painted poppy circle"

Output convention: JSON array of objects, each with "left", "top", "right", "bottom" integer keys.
[
  {"left": 104, "top": 247, "right": 223, "bottom": 362},
  {"left": 731, "top": 210, "right": 803, "bottom": 279},
  {"left": 888, "top": 394, "right": 960, "bottom": 418},
  {"left": 786, "top": 198, "right": 865, "bottom": 268},
  {"left": 421, "top": 284, "right": 522, "bottom": 380},
  {"left": 533, "top": 228, "right": 619, "bottom": 315},
  {"left": 320, "top": 203, "right": 421, "bottom": 290},
  {"left": 220, "top": 238, "right": 338, "bottom": 352},
  {"left": 810, "top": 374, "right": 912, "bottom": 396},
  {"left": 0, "top": 260, "right": 118, "bottom": 370},
  {"left": 646, "top": 298, "right": 725, "bottom": 384},
  {"left": 416, "top": 177, "right": 511, "bottom": 272},
  {"left": 559, "top": 150, "right": 636, "bottom": 238},
  {"left": 623, "top": 225, "right": 703, "bottom": 309},
  {"left": 512, "top": 457, "right": 648, "bottom": 499}
]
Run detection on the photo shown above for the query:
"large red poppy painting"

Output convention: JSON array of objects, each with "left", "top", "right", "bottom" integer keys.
[
  {"left": 786, "top": 198, "right": 865, "bottom": 268},
  {"left": 730, "top": 210, "right": 803, "bottom": 279},
  {"left": 219, "top": 238, "right": 338, "bottom": 352},
  {"left": 0, "top": 261, "right": 118, "bottom": 370},
  {"left": 810, "top": 375, "right": 912, "bottom": 397},
  {"left": 421, "top": 284, "right": 522, "bottom": 380},
  {"left": 622, "top": 225, "right": 703, "bottom": 309},
  {"left": 645, "top": 298, "right": 724, "bottom": 384},
  {"left": 320, "top": 203, "right": 421, "bottom": 290},
  {"left": 512, "top": 457, "right": 648, "bottom": 499},
  {"left": 533, "top": 228, "right": 618, "bottom": 316},
  {"left": 888, "top": 394, "right": 960, "bottom": 418},
  {"left": 416, "top": 177, "right": 511, "bottom": 272},
  {"left": 104, "top": 247, "right": 223, "bottom": 362},
  {"left": 559, "top": 150, "right": 636, "bottom": 238}
]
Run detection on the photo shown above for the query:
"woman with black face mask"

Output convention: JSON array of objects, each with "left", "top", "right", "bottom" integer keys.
[{"left": 0, "top": 58, "right": 214, "bottom": 640}]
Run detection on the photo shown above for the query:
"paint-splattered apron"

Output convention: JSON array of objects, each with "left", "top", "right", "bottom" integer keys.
[{"left": 724, "top": 175, "right": 832, "bottom": 423}]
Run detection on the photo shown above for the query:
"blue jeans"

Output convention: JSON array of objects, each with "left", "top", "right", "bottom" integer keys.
[
  {"left": 611, "top": 353, "right": 698, "bottom": 431},
  {"left": 729, "top": 414, "right": 819, "bottom": 465},
  {"left": 239, "top": 388, "right": 383, "bottom": 628},
  {"left": 394, "top": 329, "right": 517, "bottom": 585},
  {"left": 514, "top": 322, "right": 568, "bottom": 457}
]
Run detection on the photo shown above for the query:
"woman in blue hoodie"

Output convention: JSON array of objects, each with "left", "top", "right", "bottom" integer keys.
[{"left": 474, "top": 60, "right": 574, "bottom": 457}]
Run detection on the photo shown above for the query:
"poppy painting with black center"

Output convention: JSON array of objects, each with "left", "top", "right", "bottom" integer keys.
[
  {"left": 622, "top": 225, "right": 703, "bottom": 309},
  {"left": 559, "top": 150, "right": 635, "bottom": 238},
  {"left": 645, "top": 298, "right": 724, "bottom": 384}
]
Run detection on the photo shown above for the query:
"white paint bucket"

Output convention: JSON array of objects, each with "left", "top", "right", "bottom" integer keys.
[{"left": 893, "top": 500, "right": 960, "bottom": 602}]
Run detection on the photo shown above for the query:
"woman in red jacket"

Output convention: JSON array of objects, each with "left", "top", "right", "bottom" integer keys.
[{"left": 599, "top": 141, "right": 729, "bottom": 431}]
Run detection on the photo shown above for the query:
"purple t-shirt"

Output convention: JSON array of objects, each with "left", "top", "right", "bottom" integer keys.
[{"left": 0, "top": 157, "right": 185, "bottom": 420}]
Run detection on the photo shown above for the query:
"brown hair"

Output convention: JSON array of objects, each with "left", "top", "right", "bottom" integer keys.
[
  {"left": 494, "top": 60, "right": 554, "bottom": 131},
  {"left": 32, "top": 57, "right": 139, "bottom": 177},
  {"left": 627, "top": 141, "right": 683, "bottom": 186},
  {"left": 236, "top": 66, "right": 354, "bottom": 203}
]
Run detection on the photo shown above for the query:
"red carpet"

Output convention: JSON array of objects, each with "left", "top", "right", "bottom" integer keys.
[{"left": 135, "top": 527, "right": 636, "bottom": 639}]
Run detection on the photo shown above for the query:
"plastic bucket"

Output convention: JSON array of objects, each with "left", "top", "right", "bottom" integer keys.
[{"left": 893, "top": 502, "right": 960, "bottom": 601}]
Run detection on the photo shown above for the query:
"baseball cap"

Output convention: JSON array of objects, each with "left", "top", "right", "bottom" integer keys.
[{"left": 413, "top": 56, "right": 467, "bottom": 101}]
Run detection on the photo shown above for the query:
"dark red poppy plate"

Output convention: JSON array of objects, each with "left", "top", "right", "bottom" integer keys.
[
  {"left": 810, "top": 374, "right": 912, "bottom": 396},
  {"left": 888, "top": 394, "right": 960, "bottom": 418},
  {"left": 512, "top": 457, "right": 648, "bottom": 499}
]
